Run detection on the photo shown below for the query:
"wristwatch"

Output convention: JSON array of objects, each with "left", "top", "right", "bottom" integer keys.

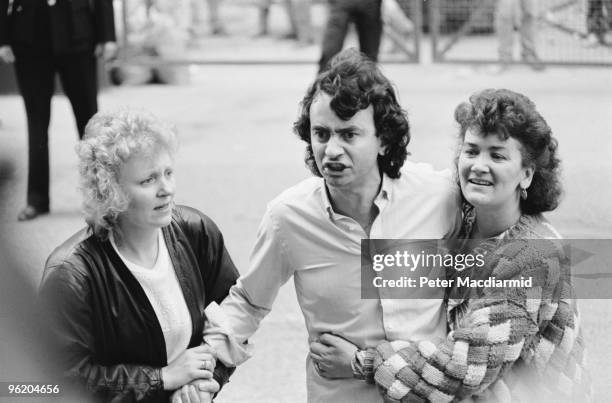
[{"left": 351, "top": 348, "right": 376, "bottom": 383}]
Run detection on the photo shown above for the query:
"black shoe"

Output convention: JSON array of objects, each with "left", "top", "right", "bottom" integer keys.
[{"left": 17, "top": 205, "right": 49, "bottom": 221}]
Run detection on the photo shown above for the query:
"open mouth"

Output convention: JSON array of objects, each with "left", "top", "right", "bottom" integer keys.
[
  {"left": 468, "top": 178, "right": 493, "bottom": 186},
  {"left": 323, "top": 162, "right": 347, "bottom": 173}
]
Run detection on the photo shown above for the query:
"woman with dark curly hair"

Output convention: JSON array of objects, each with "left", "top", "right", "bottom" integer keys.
[
  {"left": 370, "top": 89, "right": 591, "bottom": 402},
  {"left": 316, "top": 89, "right": 591, "bottom": 402},
  {"left": 38, "top": 109, "right": 241, "bottom": 403}
]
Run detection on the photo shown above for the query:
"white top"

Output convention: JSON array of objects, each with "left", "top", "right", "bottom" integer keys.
[
  {"left": 111, "top": 230, "right": 192, "bottom": 363},
  {"left": 205, "top": 161, "right": 461, "bottom": 403}
]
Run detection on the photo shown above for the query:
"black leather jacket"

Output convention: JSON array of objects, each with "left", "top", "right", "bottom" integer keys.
[{"left": 39, "top": 206, "right": 240, "bottom": 402}]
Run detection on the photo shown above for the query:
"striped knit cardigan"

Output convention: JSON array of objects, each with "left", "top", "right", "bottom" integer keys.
[{"left": 372, "top": 214, "right": 591, "bottom": 402}]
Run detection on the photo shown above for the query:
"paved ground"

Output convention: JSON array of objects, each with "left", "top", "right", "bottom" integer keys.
[{"left": 0, "top": 61, "right": 611, "bottom": 402}]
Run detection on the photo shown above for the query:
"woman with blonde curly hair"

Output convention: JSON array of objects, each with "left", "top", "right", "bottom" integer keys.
[{"left": 39, "top": 109, "right": 240, "bottom": 403}]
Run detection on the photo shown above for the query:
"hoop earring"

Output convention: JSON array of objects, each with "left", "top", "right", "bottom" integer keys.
[{"left": 520, "top": 187, "right": 528, "bottom": 200}]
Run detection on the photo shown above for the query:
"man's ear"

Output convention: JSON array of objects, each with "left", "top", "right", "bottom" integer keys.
[{"left": 378, "top": 137, "right": 387, "bottom": 156}]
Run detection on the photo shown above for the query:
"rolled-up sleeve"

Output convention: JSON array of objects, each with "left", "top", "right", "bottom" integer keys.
[{"left": 204, "top": 204, "right": 294, "bottom": 365}]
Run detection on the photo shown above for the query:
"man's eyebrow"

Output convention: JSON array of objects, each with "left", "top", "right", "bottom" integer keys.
[
  {"left": 335, "top": 126, "right": 361, "bottom": 133},
  {"left": 311, "top": 125, "right": 329, "bottom": 131}
]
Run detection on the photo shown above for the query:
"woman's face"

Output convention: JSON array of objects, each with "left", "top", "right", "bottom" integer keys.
[
  {"left": 117, "top": 149, "right": 175, "bottom": 232},
  {"left": 458, "top": 129, "right": 533, "bottom": 213}
]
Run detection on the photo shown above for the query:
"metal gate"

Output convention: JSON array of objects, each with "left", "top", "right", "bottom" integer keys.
[
  {"left": 114, "top": 0, "right": 421, "bottom": 66},
  {"left": 429, "top": 0, "right": 612, "bottom": 67}
]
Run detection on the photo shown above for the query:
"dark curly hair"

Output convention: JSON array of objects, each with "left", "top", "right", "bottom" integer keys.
[
  {"left": 293, "top": 49, "right": 410, "bottom": 179},
  {"left": 454, "top": 88, "right": 562, "bottom": 214}
]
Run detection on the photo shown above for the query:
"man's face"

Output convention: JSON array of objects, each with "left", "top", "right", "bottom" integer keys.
[{"left": 309, "top": 92, "right": 384, "bottom": 194}]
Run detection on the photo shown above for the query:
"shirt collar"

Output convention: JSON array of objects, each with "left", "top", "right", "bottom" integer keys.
[
  {"left": 378, "top": 172, "right": 392, "bottom": 202},
  {"left": 319, "top": 173, "right": 392, "bottom": 221}
]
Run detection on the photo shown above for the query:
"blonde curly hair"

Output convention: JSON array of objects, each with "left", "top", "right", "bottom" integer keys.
[{"left": 76, "top": 109, "right": 178, "bottom": 239}]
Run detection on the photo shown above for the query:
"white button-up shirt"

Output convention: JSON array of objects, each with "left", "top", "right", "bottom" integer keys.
[{"left": 206, "top": 161, "right": 460, "bottom": 402}]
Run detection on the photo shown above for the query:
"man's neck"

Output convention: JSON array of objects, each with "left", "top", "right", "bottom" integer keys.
[{"left": 327, "top": 174, "right": 383, "bottom": 234}]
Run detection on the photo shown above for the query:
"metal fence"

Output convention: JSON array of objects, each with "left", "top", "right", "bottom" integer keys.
[
  {"left": 112, "top": 0, "right": 612, "bottom": 68},
  {"left": 430, "top": 0, "right": 612, "bottom": 67},
  {"left": 115, "top": 0, "right": 421, "bottom": 66}
]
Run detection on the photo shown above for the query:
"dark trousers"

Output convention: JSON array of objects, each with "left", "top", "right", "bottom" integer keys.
[
  {"left": 587, "top": 0, "right": 612, "bottom": 38},
  {"left": 14, "top": 52, "right": 98, "bottom": 211},
  {"left": 318, "top": 0, "right": 383, "bottom": 72}
]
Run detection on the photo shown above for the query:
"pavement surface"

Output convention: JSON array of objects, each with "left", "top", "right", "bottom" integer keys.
[{"left": 0, "top": 60, "right": 611, "bottom": 402}]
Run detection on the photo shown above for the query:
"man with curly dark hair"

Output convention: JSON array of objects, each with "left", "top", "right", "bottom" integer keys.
[{"left": 203, "top": 49, "right": 460, "bottom": 402}]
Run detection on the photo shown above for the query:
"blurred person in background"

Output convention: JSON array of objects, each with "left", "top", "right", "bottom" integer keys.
[
  {"left": 316, "top": 89, "right": 592, "bottom": 402},
  {"left": 205, "top": 0, "right": 226, "bottom": 35},
  {"left": 318, "top": 0, "right": 383, "bottom": 72},
  {"left": 585, "top": 0, "right": 612, "bottom": 46},
  {"left": 257, "top": 0, "right": 313, "bottom": 44},
  {"left": 0, "top": 157, "right": 92, "bottom": 402},
  {"left": 0, "top": 0, "right": 117, "bottom": 221},
  {"left": 39, "top": 109, "right": 240, "bottom": 402},
  {"left": 495, "top": 0, "right": 544, "bottom": 70},
  {"left": 190, "top": 0, "right": 226, "bottom": 36}
]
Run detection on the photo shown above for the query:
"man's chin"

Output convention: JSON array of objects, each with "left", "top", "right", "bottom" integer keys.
[{"left": 324, "top": 176, "right": 352, "bottom": 191}]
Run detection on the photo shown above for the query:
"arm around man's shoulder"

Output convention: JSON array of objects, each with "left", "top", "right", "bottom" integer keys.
[{"left": 399, "top": 161, "right": 461, "bottom": 237}]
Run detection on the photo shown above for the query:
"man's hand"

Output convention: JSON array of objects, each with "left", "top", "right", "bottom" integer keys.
[
  {"left": 0, "top": 45, "right": 15, "bottom": 64},
  {"left": 94, "top": 42, "right": 118, "bottom": 62},
  {"left": 309, "top": 333, "right": 358, "bottom": 379}
]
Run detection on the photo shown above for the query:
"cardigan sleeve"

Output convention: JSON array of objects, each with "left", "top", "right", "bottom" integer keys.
[
  {"left": 39, "top": 263, "right": 166, "bottom": 402},
  {"left": 372, "top": 240, "right": 577, "bottom": 402}
]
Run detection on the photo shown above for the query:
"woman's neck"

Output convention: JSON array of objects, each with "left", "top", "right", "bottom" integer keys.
[
  {"left": 473, "top": 205, "right": 522, "bottom": 239},
  {"left": 114, "top": 223, "right": 159, "bottom": 268}
]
